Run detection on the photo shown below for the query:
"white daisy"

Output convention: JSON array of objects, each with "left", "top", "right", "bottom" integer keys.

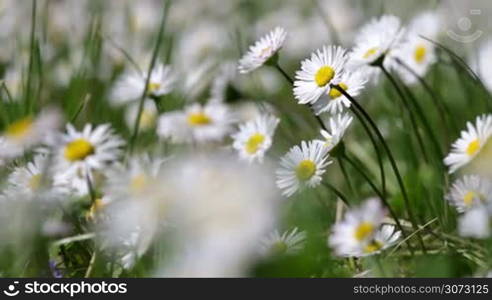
[
  {"left": 315, "top": 113, "right": 353, "bottom": 152},
  {"left": 238, "top": 27, "right": 287, "bottom": 74},
  {"left": 446, "top": 175, "right": 492, "bottom": 213},
  {"left": 157, "top": 102, "right": 234, "bottom": 143},
  {"left": 349, "top": 15, "right": 406, "bottom": 82},
  {"left": 5, "top": 154, "right": 67, "bottom": 199},
  {"left": 394, "top": 12, "right": 440, "bottom": 85},
  {"left": 124, "top": 99, "right": 158, "bottom": 131},
  {"left": 111, "top": 63, "right": 175, "bottom": 106},
  {"left": 458, "top": 205, "right": 490, "bottom": 239},
  {"left": 276, "top": 140, "right": 331, "bottom": 197},
  {"left": 0, "top": 108, "right": 61, "bottom": 160},
  {"left": 313, "top": 70, "right": 367, "bottom": 115},
  {"left": 53, "top": 123, "right": 125, "bottom": 181},
  {"left": 444, "top": 114, "right": 492, "bottom": 173},
  {"left": 328, "top": 198, "right": 389, "bottom": 257},
  {"left": 293, "top": 45, "right": 348, "bottom": 105},
  {"left": 259, "top": 227, "right": 307, "bottom": 256},
  {"left": 231, "top": 113, "right": 279, "bottom": 163}
]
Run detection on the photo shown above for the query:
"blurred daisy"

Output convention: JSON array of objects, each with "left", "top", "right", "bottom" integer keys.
[
  {"left": 124, "top": 99, "right": 158, "bottom": 131},
  {"left": 210, "top": 62, "right": 239, "bottom": 103},
  {"left": 238, "top": 27, "right": 287, "bottom": 74},
  {"left": 293, "top": 45, "right": 347, "bottom": 105},
  {"left": 446, "top": 175, "right": 492, "bottom": 213},
  {"left": 231, "top": 114, "right": 279, "bottom": 163},
  {"left": 0, "top": 109, "right": 61, "bottom": 160},
  {"left": 328, "top": 198, "right": 388, "bottom": 257},
  {"left": 476, "top": 39, "right": 492, "bottom": 93},
  {"left": 259, "top": 227, "right": 306, "bottom": 256},
  {"left": 315, "top": 113, "right": 353, "bottom": 152},
  {"left": 111, "top": 63, "right": 175, "bottom": 106},
  {"left": 444, "top": 114, "right": 492, "bottom": 173},
  {"left": 158, "top": 102, "right": 234, "bottom": 143},
  {"left": 349, "top": 15, "right": 405, "bottom": 82},
  {"left": 276, "top": 140, "right": 331, "bottom": 197},
  {"left": 54, "top": 123, "right": 125, "bottom": 179},
  {"left": 394, "top": 12, "right": 440, "bottom": 85},
  {"left": 360, "top": 224, "right": 401, "bottom": 256},
  {"left": 458, "top": 205, "right": 490, "bottom": 239},
  {"left": 6, "top": 154, "right": 66, "bottom": 198},
  {"left": 313, "top": 70, "right": 367, "bottom": 115}
]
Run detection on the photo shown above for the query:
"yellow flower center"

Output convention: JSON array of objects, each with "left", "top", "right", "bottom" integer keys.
[
  {"left": 28, "top": 174, "right": 42, "bottom": 191},
  {"left": 147, "top": 82, "right": 161, "bottom": 93},
  {"left": 463, "top": 191, "right": 476, "bottom": 206},
  {"left": 414, "top": 44, "right": 427, "bottom": 64},
  {"left": 64, "top": 138, "right": 95, "bottom": 162},
  {"left": 354, "top": 222, "right": 375, "bottom": 241},
  {"left": 140, "top": 109, "right": 156, "bottom": 129},
  {"left": 5, "top": 117, "right": 34, "bottom": 139},
  {"left": 131, "top": 174, "right": 147, "bottom": 192},
  {"left": 187, "top": 112, "right": 212, "bottom": 126},
  {"left": 271, "top": 241, "right": 288, "bottom": 255},
  {"left": 328, "top": 82, "right": 348, "bottom": 99},
  {"left": 86, "top": 198, "right": 106, "bottom": 221},
  {"left": 363, "top": 240, "right": 383, "bottom": 253},
  {"left": 314, "top": 66, "right": 335, "bottom": 87},
  {"left": 363, "top": 47, "right": 379, "bottom": 59},
  {"left": 259, "top": 46, "right": 272, "bottom": 58},
  {"left": 245, "top": 133, "right": 265, "bottom": 154},
  {"left": 466, "top": 139, "right": 480, "bottom": 156},
  {"left": 295, "top": 160, "right": 316, "bottom": 181}
]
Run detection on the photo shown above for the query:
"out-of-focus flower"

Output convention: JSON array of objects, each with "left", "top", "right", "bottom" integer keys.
[
  {"left": 444, "top": 114, "right": 492, "bottom": 173},
  {"left": 259, "top": 227, "right": 306, "bottom": 257},
  {"left": 53, "top": 123, "right": 124, "bottom": 189},
  {"left": 458, "top": 205, "right": 490, "bottom": 239},
  {"left": 475, "top": 38, "right": 492, "bottom": 93},
  {"left": 124, "top": 99, "right": 158, "bottom": 131},
  {"left": 293, "top": 45, "right": 347, "bottom": 105},
  {"left": 157, "top": 102, "right": 234, "bottom": 143},
  {"left": 156, "top": 153, "right": 280, "bottom": 277},
  {"left": 315, "top": 113, "right": 353, "bottom": 153},
  {"left": 329, "top": 198, "right": 398, "bottom": 257},
  {"left": 276, "top": 140, "right": 331, "bottom": 197},
  {"left": 0, "top": 108, "right": 61, "bottom": 160},
  {"left": 446, "top": 175, "right": 492, "bottom": 213},
  {"left": 231, "top": 113, "right": 279, "bottom": 163},
  {"left": 313, "top": 70, "right": 367, "bottom": 115},
  {"left": 111, "top": 63, "right": 175, "bottom": 106},
  {"left": 394, "top": 12, "right": 440, "bottom": 85},
  {"left": 349, "top": 15, "right": 406, "bottom": 83},
  {"left": 238, "top": 27, "right": 287, "bottom": 74}
]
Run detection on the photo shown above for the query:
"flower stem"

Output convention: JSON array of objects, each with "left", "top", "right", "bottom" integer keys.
[
  {"left": 274, "top": 63, "right": 328, "bottom": 131},
  {"left": 25, "top": 0, "right": 37, "bottom": 114},
  {"left": 323, "top": 182, "right": 350, "bottom": 207},
  {"left": 129, "top": 0, "right": 171, "bottom": 154},
  {"left": 380, "top": 64, "right": 429, "bottom": 164},
  {"left": 331, "top": 84, "right": 427, "bottom": 253}
]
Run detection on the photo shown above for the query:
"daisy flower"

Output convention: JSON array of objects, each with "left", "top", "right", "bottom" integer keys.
[
  {"left": 458, "top": 205, "right": 490, "bottom": 239},
  {"left": 328, "top": 198, "right": 389, "bottom": 257},
  {"left": 0, "top": 108, "right": 61, "bottom": 160},
  {"left": 313, "top": 69, "right": 367, "bottom": 115},
  {"left": 349, "top": 15, "right": 406, "bottom": 82},
  {"left": 444, "top": 114, "right": 492, "bottom": 173},
  {"left": 293, "top": 45, "right": 348, "bottom": 105},
  {"left": 315, "top": 113, "right": 353, "bottom": 152},
  {"left": 231, "top": 113, "right": 279, "bottom": 163},
  {"left": 157, "top": 102, "right": 234, "bottom": 143},
  {"left": 394, "top": 12, "right": 440, "bottom": 85},
  {"left": 446, "top": 175, "right": 492, "bottom": 213},
  {"left": 5, "top": 154, "right": 67, "bottom": 199},
  {"left": 124, "top": 99, "right": 158, "bottom": 131},
  {"left": 111, "top": 63, "right": 175, "bottom": 106},
  {"left": 259, "top": 227, "right": 307, "bottom": 256},
  {"left": 276, "top": 140, "right": 331, "bottom": 197},
  {"left": 53, "top": 123, "right": 125, "bottom": 180},
  {"left": 238, "top": 27, "right": 287, "bottom": 74}
]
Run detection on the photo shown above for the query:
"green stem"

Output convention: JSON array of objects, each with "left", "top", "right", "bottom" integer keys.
[
  {"left": 25, "top": 0, "right": 37, "bottom": 114},
  {"left": 128, "top": 0, "right": 171, "bottom": 154},
  {"left": 380, "top": 64, "right": 429, "bottom": 164},
  {"left": 337, "top": 156, "right": 356, "bottom": 198},
  {"left": 331, "top": 84, "right": 426, "bottom": 253},
  {"left": 323, "top": 182, "right": 350, "bottom": 207}
]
